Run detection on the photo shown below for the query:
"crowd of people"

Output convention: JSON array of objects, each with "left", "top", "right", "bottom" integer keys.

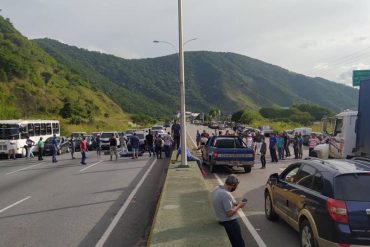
[{"left": 194, "top": 128, "right": 322, "bottom": 169}]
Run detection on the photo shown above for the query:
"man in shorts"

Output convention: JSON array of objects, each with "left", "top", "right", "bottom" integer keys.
[
  {"left": 130, "top": 133, "right": 140, "bottom": 159},
  {"left": 8, "top": 137, "right": 17, "bottom": 160},
  {"left": 109, "top": 134, "right": 118, "bottom": 161}
]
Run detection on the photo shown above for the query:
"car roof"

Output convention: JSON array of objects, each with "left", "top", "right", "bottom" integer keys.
[{"left": 304, "top": 158, "right": 370, "bottom": 175}]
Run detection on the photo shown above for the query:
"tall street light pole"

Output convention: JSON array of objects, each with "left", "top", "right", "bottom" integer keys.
[{"left": 177, "top": 0, "right": 187, "bottom": 167}]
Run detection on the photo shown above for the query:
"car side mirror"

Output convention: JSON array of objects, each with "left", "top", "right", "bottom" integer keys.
[{"left": 269, "top": 173, "right": 279, "bottom": 185}]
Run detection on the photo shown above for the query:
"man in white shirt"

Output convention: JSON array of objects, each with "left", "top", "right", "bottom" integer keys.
[{"left": 162, "top": 132, "right": 173, "bottom": 158}]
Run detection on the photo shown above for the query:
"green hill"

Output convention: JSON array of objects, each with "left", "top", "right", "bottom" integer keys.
[
  {"left": 0, "top": 16, "right": 131, "bottom": 133},
  {"left": 35, "top": 39, "right": 358, "bottom": 115}
]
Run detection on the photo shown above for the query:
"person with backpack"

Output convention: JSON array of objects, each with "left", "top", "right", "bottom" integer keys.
[
  {"left": 154, "top": 134, "right": 164, "bottom": 159},
  {"left": 109, "top": 134, "right": 118, "bottom": 161}
]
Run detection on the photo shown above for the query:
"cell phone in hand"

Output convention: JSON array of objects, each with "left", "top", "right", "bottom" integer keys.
[{"left": 242, "top": 198, "right": 248, "bottom": 203}]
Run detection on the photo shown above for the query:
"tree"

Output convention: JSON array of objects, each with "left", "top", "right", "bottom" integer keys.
[
  {"left": 231, "top": 110, "right": 244, "bottom": 122},
  {"left": 209, "top": 107, "right": 220, "bottom": 120}
]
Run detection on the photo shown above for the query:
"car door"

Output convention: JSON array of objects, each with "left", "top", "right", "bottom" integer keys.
[
  {"left": 286, "top": 164, "right": 316, "bottom": 223},
  {"left": 273, "top": 164, "right": 302, "bottom": 217}
]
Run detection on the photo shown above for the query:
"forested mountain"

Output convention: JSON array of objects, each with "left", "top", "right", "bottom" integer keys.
[
  {"left": 0, "top": 16, "right": 130, "bottom": 132},
  {"left": 35, "top": 39, "right": 358, "bottom": 115}
]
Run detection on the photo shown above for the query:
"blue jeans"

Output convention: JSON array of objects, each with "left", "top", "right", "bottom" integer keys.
[
  {"left": 52, "top": 149, "right": 57, "bottom": 162},
  {"left": 81, "top": 152, "right": 86, "bottom": 164}
]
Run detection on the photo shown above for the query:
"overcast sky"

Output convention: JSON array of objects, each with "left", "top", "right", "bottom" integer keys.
[{"left": 2, "top": 0, "right": 370, "bottom": 86}]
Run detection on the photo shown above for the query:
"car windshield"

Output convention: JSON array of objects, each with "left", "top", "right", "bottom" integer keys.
[
  {"left": 101, "top": 133, "right": 114, "bottom": 138},
  {"left": 215, "top": 138, "right": 235, "bottom": 148},
  {"left": 334, "top": 173, "right": 370, "bottom": 201},
  {"left": 137, "top": 134, "right": 145, "bottom": 139},
  {"left": 0, "top": 124, "right": 20, "bottom": 140}
]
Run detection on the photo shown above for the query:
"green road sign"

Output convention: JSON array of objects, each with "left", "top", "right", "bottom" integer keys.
[{"left": 353, "top": 70, "right": 370, "bottom": 86}]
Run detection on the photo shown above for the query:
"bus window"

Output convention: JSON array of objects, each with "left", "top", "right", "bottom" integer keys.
[
  {"left": 28, "top": 124, "right": 34, "bottom": 136},
  {"left": 46, "top": 123, "right": 52, "bottom": 135},
  {"left": 34, "top": 123, "right": 40, "bottom": 136},
  {"left": 41, "top": 123, "right": 46, "bottom": 135},
  {"left": 52, "top": 123, "right": 60, "bottom": 135},
  {"left": 20, "top": 124, "right": 28, "bottom": 139},
  {"left": 0, "top": 124, "right": 20, "bottom": 140}
]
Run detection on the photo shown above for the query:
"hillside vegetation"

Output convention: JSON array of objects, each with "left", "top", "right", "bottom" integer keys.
[
  {"left": 35, "top": 39, "right": 358, "bottom": 116},
  {"left": 0, "top": 16, "right": 131, "bottom": 133}
]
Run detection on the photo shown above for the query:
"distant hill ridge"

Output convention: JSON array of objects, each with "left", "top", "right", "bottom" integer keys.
[
  {"left": 0, "top": 16, "right": 130, "bottom": 132},
  {"left": 35, "top": 38, "right": 358, "bottom": 115}
]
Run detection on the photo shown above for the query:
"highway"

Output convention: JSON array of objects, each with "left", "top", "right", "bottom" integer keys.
[
  {"left": 187, "top": 123, "right": 309, "bottom": 247},
  {"left": 0, "top": 151, "right": 168, "bottom": 247}
]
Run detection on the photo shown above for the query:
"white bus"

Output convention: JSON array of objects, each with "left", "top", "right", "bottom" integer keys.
[{"left": 0, "top": 120, "right": 60, "bottom": 157}]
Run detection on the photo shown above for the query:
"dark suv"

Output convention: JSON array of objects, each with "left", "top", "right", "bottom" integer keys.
[{"left": 264, "top": 158, "right": 370, "bottom": 247}]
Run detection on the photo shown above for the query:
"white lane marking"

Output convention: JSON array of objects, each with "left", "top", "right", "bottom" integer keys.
[
  {"left": 6, "top": 162, "right": 44, "bottom": 175},
  {"left": 80, "top": 161, "right": 103, "bottom": 172},
  {"left": 95, "top": 158, "right": 157, "bottom": 247},
  {"left": 214, "top": 174, "right": 267, "bottom": 247},
  {"left": 0, "top": 196, "right": 31, "bottom": 214}
]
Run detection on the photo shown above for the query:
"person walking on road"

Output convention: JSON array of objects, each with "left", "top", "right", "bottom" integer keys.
[
  {"left": 130, "top": 133, "right": 140, "bottom": 159},
  {"left": 163, "top": 132, "right": 173, "bottom": 158},
  {"left": 196, "top": 130, "right": 201, "bottom": 148},
  {"left": 283, "top": 132, "right": 291, "bottom": 157},
  {"left": 37, "top": 137, "right": 44, "bottom": 161},
  {"left": 254, "top": 131, "right": 263, "bottom": 155},
  {"left": 109, "top": 134, "right": 118, "bottom": 161},
  {"left": 211, "top": 175, "right": 246, "bottom": 247},
  {"left": 145, "top": 130, "right": 154, "bottom": 157},
  {"left": 293, "top": 133, "right": 299, "bottom": 159},
  {"left": 269, "top": 133, "right": 278, "bottom": 163},
  {"left": 260, "top": 137, "right": 267, "bottom": 169},
  {"left": 171, "top": 120, "right": 181, "bottom": 150},
  {"left": 96, "top": 134, "right": 102, "bottom": 157},
  {"left": 298, "top": 133, "right": 303, "bottom": 159},
  {"left": 154, "top": 135, "right": 164, "bottom": 159},
  {"left": 7, "top": 137, "right": 17, "bottom": 160},
  {"left": 277, "top": 134, "right": 285, "bottom": 160},
  {"left": 51, "top": 134, "right": 58, "bottom": 163},
  {"left": 69, "top": 135, "right": 76, "bottom": 159},
  {"left": 25, "top": 136, "right": 35, "bottom": 159},
  {"left": 80, "top": 136, "right": 88, "bottom": 165}
]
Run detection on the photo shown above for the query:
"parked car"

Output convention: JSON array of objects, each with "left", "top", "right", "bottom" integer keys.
[
  {"left": 100, "top": 132, "right": 120, "bottom": 150},
  {"left": 264, "top": 158, "right": 370, "bottom": 247},
  {"left": 44, "top": 136, "right": 70, "bottom": 155},
  {"left": 201, "top": 135, "right": 255, "bottom": 173}
]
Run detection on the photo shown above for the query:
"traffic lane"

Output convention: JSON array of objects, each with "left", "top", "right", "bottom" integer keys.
[{"left": 0, "top": 153, "right": 152, "bottom": 247}]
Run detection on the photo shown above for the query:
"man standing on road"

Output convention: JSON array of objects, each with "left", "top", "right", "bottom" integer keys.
[
  {"left": 254, "top": 131, "right": 263, "bottom": 155},
  {"left": 145, "top": 130, "right": 154, "bottom": 157},
  {"left": 69, "top": 135, "right": 76, "bottom": 159},
  {"left": 109, "top": 134, "right": 118, "bottom": 161},
  {"left": 163, "top": 132, "right": 173, "bottom": 158},
  {"left": 260, "top": 137, "right": 267, "bottom": 169},
  {"left": 37, "top": 137, "right": 44, "bottom": 161},
  {"left": 51, "top": 134, "right": 58, "bottom": 163},
  {"left": 171, "top": 120, "right": 181, "bottom": 150},
  {"left": 80, "top": 136, "right": 88, "bottom": 165},
  {"left": 130, "top": 133, "right": 140, "bottom": 159},
  {"left": 211, "top": 175, "right": 246, "bottom": 247},
  {"left": 269, "top": 133, "right": 278, "bottom": 163},
  {"left": 7, "top": 137, "right": 17, "bottom": 160},
  {"left": 26, "top": 136, "right": 35, "bottom": 159}
]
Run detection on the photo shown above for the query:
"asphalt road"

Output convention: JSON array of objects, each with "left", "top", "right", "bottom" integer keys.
[
  {"left": 0, "top": 150, "right": 168, "bottom": 247},
  {"left": 187, "top": 123, "right": 309, "bottom": 247}
]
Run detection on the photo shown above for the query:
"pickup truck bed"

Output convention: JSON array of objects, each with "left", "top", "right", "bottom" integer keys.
[{"left": 201, "top": 135, "right": 255, "bottom": 173}]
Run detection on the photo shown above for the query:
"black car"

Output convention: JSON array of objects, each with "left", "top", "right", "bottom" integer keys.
[
  {"left": 265, "top": 158, "right": 370, "bottom": 247},
  {"left": 43, "top": 136, "right": 70, "bottom": 155}
]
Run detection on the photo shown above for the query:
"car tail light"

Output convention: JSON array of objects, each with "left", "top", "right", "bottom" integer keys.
[
  {"left": 213, "top": 149, "right": 218, "bottom": 158},
  {"left": 326, "top": 198, "right": 348, "bottom": 224}
]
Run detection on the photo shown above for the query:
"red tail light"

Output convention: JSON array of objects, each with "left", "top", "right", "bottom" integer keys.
[
  {"left": 213, "top": 149, "right": 218, "bottom": 158},
  {"left": 326, "top": 198, "right": 348, "bottom": 224}
]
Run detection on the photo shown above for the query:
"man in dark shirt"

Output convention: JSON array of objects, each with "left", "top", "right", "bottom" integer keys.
[
  {"left": 145, "top": 130, "right": 154, "bottom": 157},
  {"left": 171, "top": 120, "right": 181, "bottom": 150},
  {"left": 109, "top": 134, "right": 118, "bottom": 161},
  {"left": 269, "top": 133, "right": 278, "bottom": 163},
  {"left": 130, "top": 133, "right": 140, "bottom": 159}
]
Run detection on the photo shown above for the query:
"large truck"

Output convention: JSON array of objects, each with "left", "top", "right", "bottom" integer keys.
[{"left": 314, "top": 79, "right": 370, "bottom": 159}]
